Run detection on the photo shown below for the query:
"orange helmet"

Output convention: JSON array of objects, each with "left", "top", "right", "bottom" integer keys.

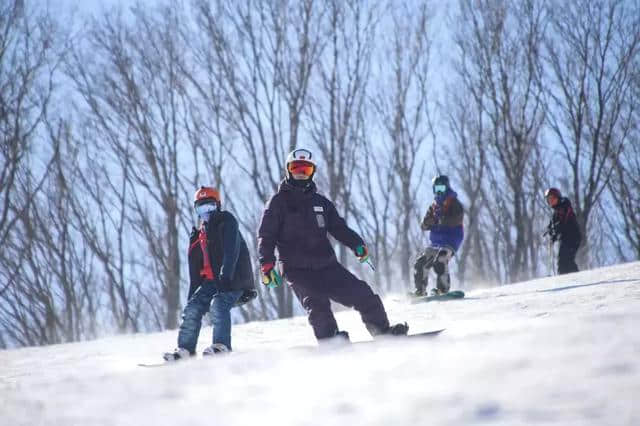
[{"left": 193, "top": 186, "right": 220, "bottom": 207}]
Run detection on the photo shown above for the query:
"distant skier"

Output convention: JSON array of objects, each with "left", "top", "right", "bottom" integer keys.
[
  {"left": 544, "top": 188, "right": 581, "bottom": 274},
  {"left": 164, "top": 187, "right": 256, "bottom": 361},
  {"left": 257, "top": 148, "right": 408, "bottom": 343},
  {"left": 413, "top": 175, "right": 464, "bottom": 297}
]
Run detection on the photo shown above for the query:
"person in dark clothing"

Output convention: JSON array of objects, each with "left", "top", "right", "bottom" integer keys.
[
  {"left": 258, "top": 148, "right": 408, "bottom": 343},
  {"left": 413, "top": 175, "right": 465, "bottom": 296},
  {"left": 164, "top": 187, "right": 256, "bottom": 361},
  {"left": 544, "top": 187, "right": 582, "bottom": 275}
]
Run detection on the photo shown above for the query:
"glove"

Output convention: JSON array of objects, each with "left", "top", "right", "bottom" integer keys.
[
  {"left": 354, "top": 245, "right": 370, "bottom": 264},
  {"left": 189, "top": 226, "right": 198, "bottom": 244},
  {"left": 234, "top": 289, "right": 258, "bottom": 307},
  {"left": 216, "top": 275, "right": 233, "bottom": 292},
  {"left": 421, "top": 211, "right": 436, "bottom": 230},
  {"left": 261, "top": 263, "right": 282, "bottom": 289},
  {"left": 545, "top": 222, "right": 559, "bottom": 242}
]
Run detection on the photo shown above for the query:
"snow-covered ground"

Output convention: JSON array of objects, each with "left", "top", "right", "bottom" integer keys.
[{"left": 2, "top": 262, "right": 639, "bottom": 426}]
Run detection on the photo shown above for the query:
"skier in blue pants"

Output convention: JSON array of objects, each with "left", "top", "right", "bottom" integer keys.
[{"left": 164, "top": 187, "right": 256, "bottom": 361}]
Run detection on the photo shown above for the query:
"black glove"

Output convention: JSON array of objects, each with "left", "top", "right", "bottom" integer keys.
[
  {"left": 234, "top": 289, "right": 258, "bottom": 307},
  {"left": 216, "top": 275, "right": 233, "bottom": 292},
  {"left": 189, "top": 226, "right": 198, "bottom": 244}
]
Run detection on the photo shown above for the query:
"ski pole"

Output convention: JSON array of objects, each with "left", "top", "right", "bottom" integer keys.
[
  {"left": 365, "top": 258, "right": 376, "bottom": 271},
  {"left": 547, "top": 236, "right": 554, "bottom": 276}
]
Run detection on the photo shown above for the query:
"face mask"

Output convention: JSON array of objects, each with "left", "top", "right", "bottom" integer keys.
[{"left": 195, "top": 203, "right": 217, "bottom": 221}]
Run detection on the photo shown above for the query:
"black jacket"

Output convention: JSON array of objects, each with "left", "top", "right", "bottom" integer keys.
[
  {"left": 258, "top": 180, "right": 364, "bottom": 272},
  {"left": 188, "top": 210, "right": 255, "bottom": 298},
  {"left": 548, "top": 197, "right": 582, "bottom": 247}
]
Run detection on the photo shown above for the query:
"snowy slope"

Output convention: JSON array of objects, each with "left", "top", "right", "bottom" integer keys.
[{"left": 1, "top": 262, "right": 639, "bottom": 426}]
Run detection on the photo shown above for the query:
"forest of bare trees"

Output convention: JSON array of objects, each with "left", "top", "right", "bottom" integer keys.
[{"left": 1, "top": 0, "right": 638, "bottom": 349}]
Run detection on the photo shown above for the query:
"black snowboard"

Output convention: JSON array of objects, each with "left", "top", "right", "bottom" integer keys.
[
  {"left": 350, "top": 328, "right": 445, "bottom": 345},
  {"left": 409, "top": 290, "right": 465, "bottom": 304}
]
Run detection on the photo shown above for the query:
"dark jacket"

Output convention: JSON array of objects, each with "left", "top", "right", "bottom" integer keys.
[
  {"left": 421, "top": 189, "right": 464, "bottom": 251},
  {"left": 258, "top": 180, "right": 364, "bottom": 272},
  {"left": 188, "top": 210, "right": 255, "bottom": 298},
  {"left": 548, "top": 197, "right": 582, "bottom": 247}
]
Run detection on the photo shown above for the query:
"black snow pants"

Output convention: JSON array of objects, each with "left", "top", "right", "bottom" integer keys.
[
  {"left": 285, "top": 263, "right": 390, "bottom": 340},
  {"left": 557, "top": 242, "right": 579, "bottom": 275}
]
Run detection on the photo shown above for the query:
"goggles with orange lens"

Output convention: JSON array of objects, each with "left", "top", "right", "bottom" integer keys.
[{"left": 287, "top": 160, "right": 315, "bottom": 177}]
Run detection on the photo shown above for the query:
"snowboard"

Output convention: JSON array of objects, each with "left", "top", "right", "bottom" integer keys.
[
  {"left": 409, "top": 290, "right": 465, "bottom": 304},
  {"left": 351, "top": 328, "right": 445, "bottom": 344},
  {"left": 295, "top": 328, "right": 446, "bottom": 351}
]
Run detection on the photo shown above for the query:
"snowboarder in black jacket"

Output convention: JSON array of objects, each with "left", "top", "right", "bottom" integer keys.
[
  {"left": 544, "top": 188, "right": 582, "bottom": 274},
  {"left": 164, "top": 187, "right": 256, "bottom": 361},
  {"left": 257, "top": 148, "right": 408, "bottom": 343}
]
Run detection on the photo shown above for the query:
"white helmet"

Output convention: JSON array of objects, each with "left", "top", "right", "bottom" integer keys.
[{"left": 285, "top": 148, "right": 316, "bottom": 180}]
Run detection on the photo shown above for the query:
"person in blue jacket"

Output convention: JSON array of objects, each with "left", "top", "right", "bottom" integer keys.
[{"left": 413, "top": 175, "right": 464, "bottom": 296}]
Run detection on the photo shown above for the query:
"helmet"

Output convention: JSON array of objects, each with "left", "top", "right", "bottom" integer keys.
[
  {"left": 285, "top": 148, "right": 316, "bottom": 180},
  {"left": 193, "top": 186, "right": 220, "bottom": 207},
  {"left": 544, "top": 187, "right": 561, "bottom": 199},
  {"left": 432, "top": 175, "right": 450, "bottom": 195}
]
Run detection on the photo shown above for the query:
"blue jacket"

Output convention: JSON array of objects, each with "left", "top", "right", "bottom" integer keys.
[
  {"left": 188, "top": 210, "right": 255, "bottom": 298},
  {"left": 422, "top": 189, "right": 464, "bottom": 252}
]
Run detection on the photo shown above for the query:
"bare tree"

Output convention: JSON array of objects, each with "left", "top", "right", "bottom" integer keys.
[
  {"left": 607, "top": 124, "right": 640, "bottom": 259},
  {"left": 66, "top": 4, "right": 196, "bottom": 329},
  {"left": 449, "top": 0, "right": 548, "bottom": 283},
  {"left": 445, "top": 90, "right": 491, "bottom": 285},
  {"left": 0, "top": 121, "right": 99, "bottom": 346},
  {"left": 304, "top": 0, "right": 380, "bottom": 267},
  {"left": 354, "top": 133, "right": 399, "bottom": 291},
  {"left": 0, "top": 0, "right": 60, "bottom": 286},
  {"left": 0, "top": 1, "right": 69, "bottom": 346},
  {"left": 370, "top": 0, "right": 434, "bottom": 282},
  {"left": 194, "top": 0, "right": 327, "bottom": 319},
  {"left": 544, "top": 0, "right": 640, "bottom": 267}
]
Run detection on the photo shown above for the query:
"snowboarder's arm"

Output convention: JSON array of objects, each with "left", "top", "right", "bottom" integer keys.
[
  {"left": 258, "top": 196, "right": 282, "bottom": 265},
  {"left": 326, "top": 200, "right": 364, "bottom": 250},
  {"left": 220, "top": 214, "right": 241, "bottom": 281}
]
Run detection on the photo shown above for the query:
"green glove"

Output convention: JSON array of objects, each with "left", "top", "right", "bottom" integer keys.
[
  {"left": 261, "top": 263, "right": 282, "bottom": 289},
  {"left": 355, "top": 245, "right": 369, "bottom": 263}
]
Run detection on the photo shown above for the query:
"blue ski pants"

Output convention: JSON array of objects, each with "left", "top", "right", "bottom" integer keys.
[{"left": 177, "top": 280, "right": 242, "bottom": 353}]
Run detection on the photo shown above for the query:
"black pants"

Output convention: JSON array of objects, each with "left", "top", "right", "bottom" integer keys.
[
  {"left": 286, "top": 264, "right": 390, "bottom": 340},
  {"left": 557, "top": 242, "right": 579, "bottom": 275}
]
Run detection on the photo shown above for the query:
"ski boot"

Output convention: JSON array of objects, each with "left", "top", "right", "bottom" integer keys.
[
  {"left": 202, "top": 343, "right": 230, "bottom": 356},
  {"left": 163, "top": 347, "right": 193, "bottom": 362},
  {"left": 318, "top": 330, "right": 351, "bottom": 347},
  {"left": 410, "top": 288, "right": 426, "bottom": 297}
]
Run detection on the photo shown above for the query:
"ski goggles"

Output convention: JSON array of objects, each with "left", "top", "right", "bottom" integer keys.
[
  {"left": 433, "top": 184, "right": 447, "bottom": 194},
  {"left": 195, "top": 202, "right": 217, "bottom": 217},
  {"left": 287, "top": 160, "right": 315, "bottom": 177}
]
